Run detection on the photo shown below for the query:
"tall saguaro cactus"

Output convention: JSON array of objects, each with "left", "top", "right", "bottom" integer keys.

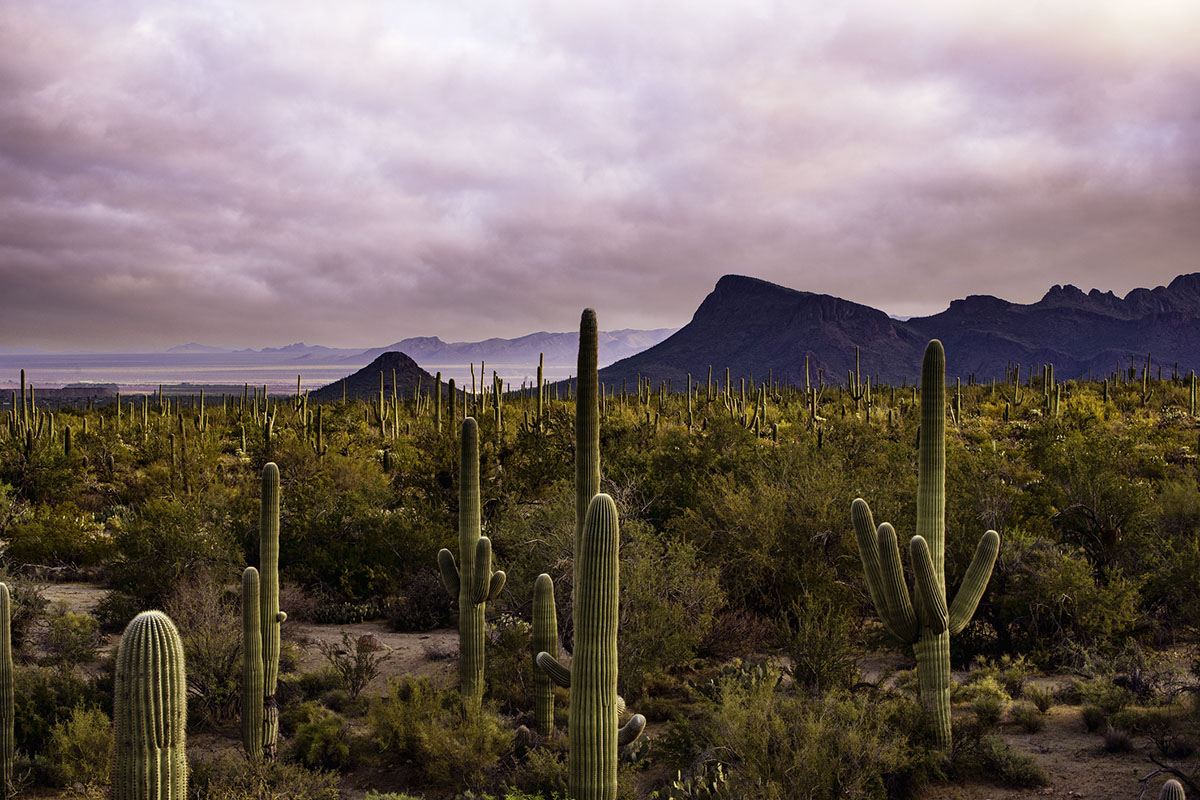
[
  {"left": 533, "top": 573, "right": 558, "bottom": 736},
  {"left": 0, "top": 584, "right": 12, "bottom": 800},
  {"left": 113, "top": 611, "right": 187, "bottom": 800},
  {"left": 537, "top": 494, "right": 645, "bottom": 800},
  {"left": 852, "top": 340, "right": 999, "bottom": 749},
  {"left": 247, "top": 462, "right": 286, "bottom": 759},
  {"left": 438, "top": 417, "right": 506, "bottom": 714}
]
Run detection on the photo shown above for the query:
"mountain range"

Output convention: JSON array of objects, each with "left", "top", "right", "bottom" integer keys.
[{"left": 598, "top": 273, "right": 1200, "bottom": 386}]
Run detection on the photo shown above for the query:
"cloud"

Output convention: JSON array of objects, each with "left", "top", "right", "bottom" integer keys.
[{"left": 1, "top": 0, "right": 1198, "bottom": 348}]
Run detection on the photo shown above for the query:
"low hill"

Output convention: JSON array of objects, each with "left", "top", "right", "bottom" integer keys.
[{"left": 310, "top": 352, "right": 435, "bottom": 403}]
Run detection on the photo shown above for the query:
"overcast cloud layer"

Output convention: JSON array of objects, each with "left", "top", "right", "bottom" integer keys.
[{"left": 2, "top": 1, "right": 1198, "bottom": 349}]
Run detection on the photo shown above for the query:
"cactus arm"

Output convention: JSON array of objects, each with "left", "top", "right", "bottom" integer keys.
[
  {"left": 617, "top": 714, "right": 646, "bottom": 747},
  {"left": 536, "top": 651, "right": 572, "bottom": 688},
  {"left": 948, "top": 530, "right": 1000, "bottom": 636},
  {"left": 876, "top": 523, "right": 919, "bottom": 643},
  {"left": 486, "top": 570, "right": 506, "bottom": 601},
  {"left": 470, "top": 537, "right": 492, "bottom": 604},
  {"left": 910, "top": 536, "right": 948, "bottom": 635},
  {"left": 851, "top": 498, "right": 904, "bottom": 640},
  {"left": 437, "top": 549, "right": 460, "bottom": 598}
]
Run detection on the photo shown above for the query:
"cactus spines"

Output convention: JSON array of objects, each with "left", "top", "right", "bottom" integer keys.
[
  {"left": 113, "top": 611, "right": 187, "bottom": 800},
  {"left": 533, "top": 573, "right": 558, "bottom": 736},
  {"left": 241, "top": 567, "right": 264, "bottom": 762},
  {"left": 259, "top": 462, "right": 285, "bottom": 758},
  {"left": 0, "top": 584, "right": 12, "bottom": 799},
  {"left": 1160, "top": 779, "right": 1187, "bottom": 800},
  {"left": 852, "top": 340, "right": 999, "bottom": 750},
  {"left": 437, "top": 417, "right": 505, "bottom": 714}
]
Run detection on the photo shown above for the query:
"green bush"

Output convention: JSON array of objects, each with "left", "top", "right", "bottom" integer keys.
[
  {"left": 319, "top": 631, "right": 391, "bottom": 699},
  {"left": 42, "top": 601, "right": 101, "bottom": 669},
  {"left": 485, "top": 613, "right": 535, "bottom": 716},
  {"left": 619, "top": 521, "right": 723, "bottom": 701},
  {"left": 1025, "top": 685, "right": 1054, "bottom": 713},
  {"left": 13, "top": 665, "right": 107, "bottom": 754},
  {"left": 693, "top": 673, "right": 938, "bottom": 799},
  {"left": 290, "top": 707, "right": 354, "bottom": 771},
  {"left": 1081, "top": 705, "right": 1107, "bottom": 732},
  {"left": 1009, "top": 702, "right": 1044, "bottom": 733},
  {"left": 5, "top": 501, "right": 114, "bottom": 567},
  {"left": 507, "top": 745, "right": 569, "bottom": 797},
  {"left": 783, "top": 591, "right": 859, "bottom": 693},
  {"left": 164, "top": 568, "right": 243, "bottom": 728},
  {"left": 42, "top": 704, "right": 112, "bottom": 787},
  {"left": 369, "top": 677, "right": 512, "bottom": 789},
  {"left": 188, "top": 752, "right": 341, "bottom": 800}
]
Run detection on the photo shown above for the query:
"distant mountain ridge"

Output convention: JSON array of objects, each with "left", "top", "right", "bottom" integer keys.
[
  {"left": 598, "top": 273, "right": 1200, "bottom": 386},
  {"left": 357, "top": 328, "right": 675, "bottom": 367}
]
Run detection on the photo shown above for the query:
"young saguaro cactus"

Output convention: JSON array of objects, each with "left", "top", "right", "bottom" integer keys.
[
  {"left": 533, "top": 573, "right": 558, "bottom": 737},
  {"left": 537, "top": 494, "right": 645, "bottom": 800},
  {"left": 0, "top": 584, "right": 12, "bottom": 799},
  {"left": 852, "top": 340, "right": 999, "bottom": 750},
  {"left": 113, "top": 611, "right": 187, "bottom": 800},
  {"left": 438, "top": 417, "right": 506, "bottom": 714}
]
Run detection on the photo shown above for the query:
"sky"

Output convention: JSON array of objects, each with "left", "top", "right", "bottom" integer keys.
[{"left": 2, "top": 1, "right": 1198, "bottom": 350}]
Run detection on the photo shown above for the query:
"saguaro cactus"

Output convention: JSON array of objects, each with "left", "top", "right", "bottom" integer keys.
[
  {"left": 533, "top": 573, "right": 558, "bottom": 736},
  {"left": 537, "top": 494, "right": 645, "bottom": 800},
  {"left": 438, "top": 417, "right": 506, "bottom": 714},
  {"left": 1159, "top": 780, "right": 1186, "bottom": 800},
  {"left": 241, "top": 567, "right": 264, "bottom": 761},
  {"left": 0, "top": 584, "right": 12, "bottom": 799},
  {"left": 576, "top": 309, "right": 600, "bottom": 594},
  {"left": 113, "top": 611, "right": 187, "bottom": 800},
  {"left": 852, "top": 340, "right": 999, "bottom": 749},
  {"left": 255, "top": 463, "right": 286, "bottom": 759}
]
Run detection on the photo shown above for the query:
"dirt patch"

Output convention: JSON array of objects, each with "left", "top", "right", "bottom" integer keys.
[
  {"left": 286, "top": 621, "right": 458, "bottom": 692},
  {"left": 919, "top": 704, "right": 1196, "bottom": 800}
]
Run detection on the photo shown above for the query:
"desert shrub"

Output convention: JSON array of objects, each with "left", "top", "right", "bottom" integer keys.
[
  {"left": 290, "top": 706, "right": 355, "bottom": 771},
  {"left": 694, "top": 671, "right": 938, "bottom": 799},
  {"left": 42, "top": 704, "right": 112, "bottom": 787},
  {"left": 508, "top": 746, "right": 569, "bottom": 797},
  {"left": 318, "top": 631, "right": 391, "bottom": 699},
  {"left": 369, "top": 676, "right": 513, "bottom": 789},
  {"left": 619, "top": 521, "right": 723, "bottom": 701},
  {"left": 1103, "top": 725, "right": 1134, "bottom": 753},
  {"left": 42, "top": 601, "right": 101, "bottom": 669},
  {"left": 164, "top": 569, "right": 242, "bottom": 728},
  {"left": 485, "top": 613, "right": 534, "bottom": 716},
  {"left": 1010, "top": 702, "right": 1044, "bottom": 733},
  {"left": 974, "top": 736, "right": 1047, "bottom": 787},
  {"left": 783, "top": 590, "right": 859, "bottom": 693},
  {"left": 698, "top": 607, "right": 777, "bottom": 660},
  {"left": 107, "top": 497, "right": 240, "bottom": 606},
  {"left": 967, "top": 655, "right": 1034, "bottom": 699},
  {"left": 1025, "top": 685, "right": 1054, "bottom": 713},
  {"left": 0, "top": 575, "right": 48, "bottom": 650},
  {"left": 291, "top": 668, "right": 343, "bottom": 702},
  {"left": 1082, "top": 705, "right": 1107, "bottom": 732},
  {"left": 387, "top": 568, "right": 454, "bottom": 631},
  {"left": 93, "top": 590, "right": 144, "bottom": 632},
  {"left": 964, "top": 676, "right": 1009, "bottom": 730},
  {"left": 1072, "top": 677, "right": 1131, "bottom": 715},
  {"left": 13, "top": 665, "right": 107, "bottom": 753},
  {"left": 4, "top": 501, "right": 114, "bottom": 567},
  {"left": 364, "top": 794, "right": 424, "bottom": 800},
  {"left": 188, "top": 751, "right": 341, "bottom": 800}
]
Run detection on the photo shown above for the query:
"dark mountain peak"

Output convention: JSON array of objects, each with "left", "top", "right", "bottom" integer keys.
[
  {"left": 946, "top": 294, "right": 1012, "bottom": 314},
  {"left": 310, "top": 351, "right": 433, "bottom": 402},
  {"left": 1038, "top": 283, "right": 1089, "bottom": 306}
]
